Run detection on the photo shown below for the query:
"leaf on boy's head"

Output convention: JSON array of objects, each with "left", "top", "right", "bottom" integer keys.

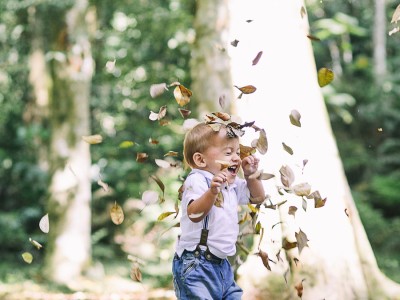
[
  {"left": 212, "top": 112, "right": 231, "bottom": 121},
  {"left": 207, "top": 122, "right": 222, "bottom": 132}
]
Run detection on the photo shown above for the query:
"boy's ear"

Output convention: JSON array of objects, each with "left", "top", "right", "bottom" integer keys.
[{"left": 193, "top": 152, "right": 206, "bottom": 168}]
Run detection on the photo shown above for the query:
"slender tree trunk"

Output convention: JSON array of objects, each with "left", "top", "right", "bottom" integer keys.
[
  {"left": 373, "top": 0, "right": 387, "bottom": 82},
  {"left": 37, "top": 0, "right": 95, "bottom": 285},
  {"left": 191, "top": 0, "right": 400, "bottom": 298},
  {"left": 190, "top": 0, "right": 234, "bottom": 115}
]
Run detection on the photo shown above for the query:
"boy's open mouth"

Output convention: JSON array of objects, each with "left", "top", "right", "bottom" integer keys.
[{"left": 227, "top": 165, "right": 238, "bottom": 176}]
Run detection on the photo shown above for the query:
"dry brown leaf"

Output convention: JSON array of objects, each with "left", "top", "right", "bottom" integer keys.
[
  {"left": 212, "top": 112, "right": 231, "bottom": 121},
  {"left": 164, "top": 151, "right": 179, "bottom": 157},
  {"left": 240, "top": 144, "right": 256, "bottom": 160},
  {"left": 282, "top": 237, "right": 297, "bottom": 250},
  {"left": 110, "top": 202, "right": 124, "bottom": 225},
  {"left": 307, "top": 34, "right": 321, "bottom": 41},
  {"left": 295, "top": 229, "right": 309, "bottom": 254},
  {"left": 279, "top": 165, "right": 295, "bottom": 188},
  {"left": 234, "top": 85, "right": 257, "bottom": 99},
  {"left": 295, "top": 279, "right": 305, "bottom": 298},
  {"left": 256, "top": 250, "right": 271, "bottom": 271},
  {"left": 136, "top": 152, "right": 148, "bottom": 163},
  {"left": 252, "top": 51, "right": 263, "bottom": 66},
  {"left": 231, "top": 39, "right": 239, "bottom": 47},
  {"left": 174, "top": 84, "right": 192, "bottom": 106},
  {"left": 178, "top": 108, "right": 191, "bottom": 119},
  {"left": 215, "top": 160, "right": 231, "bottom": 170},
  {"left": 130, "top": 265, "right": 142, "bottom": 282},
  {"left": 255, "top": 129, "right": 268, "bottom": 155},
  {"left": 288, "top": 206, "right": 298, "bottom": 217},
  {"left": 391, "top": 4, "right": 400, "bottom": 23}
]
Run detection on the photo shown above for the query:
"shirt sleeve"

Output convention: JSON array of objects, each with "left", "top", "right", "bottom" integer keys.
[{"left": 182, "top": 173, "right": 209, "bottom": 208}]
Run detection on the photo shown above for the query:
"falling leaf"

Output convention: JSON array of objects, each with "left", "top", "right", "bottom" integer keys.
[
  {"left": 296, "top": 229, "right": 309, "bottom": 254},
  {"left": 308, "top": 190, "right": 327, "bottom": 208},
  {"left": 252, "top": 51, "right": 263, "bottom": 66},
  {"left": 246, "top": 20, "right": 253, "bottom": 23},
  {"left": 174, "top": 84, "right": 192, "bottom": 106},
  {"left": 178, "top": 108, "right": 191, "bottom": 119},
  {"left": 282, "top": 238, "right": 297, "bottom": 251},
  {"left": 255, "top": 129, "right": 268, "bottom": 155},
  {"left": 215, "top": 160, "right": 231, "bottom": 170},
  {"left": 231, "top": 39, "right": 239, "bottom": 47},
  {"left": 29, "top": 238, "right": 43, "bottom": 250},
  {"left": 240, "top": 144, "right": 256, "bottom": 160},
  {"left": 130, "top": 265, "right": 142, "bottom": 282},
  {"left": 150, "top": 82, "right": 168, "bottom": 98},
  {"left": 189, "top": 212, "right": 204, "bottom": 219},
  {"left": 215, "top": 192, "right": 224, "bottom": 207},
  {"left": 164, "top": 151, "right": 179, "bottom": 157},
  {"left": 283, "top": 268, "right": 290, "bottom": 284},
  {"left": 279, "top": 165, "right": 295, "bottom": 188},
  {"left": 105, "top": 59, "right": 116, "bottom": 72},
  {"left": 282, "top": 142, "right": 294, "bottom": 155},
  {"left": 212, "top": 112, "right": 231, "bottom": 121},
  {"left": 289, "top": 110, "right": 302, "bottom": 127},
  {"left": 302, "top": 198, "right": 307, "bottom": 211},
  {"left": 149, "top": 105, "right": 167, "bottom": 121},
  {"left": 157, "top": 211, "right": 176, "bottom": 221},
  {"left": 219, "top": 94, "right": 226, "bottom": 108},
  {"left": 389, "top": 27, "right": 400, "bottom": 36},
  {"left": 254, "top": 221, "right": 262, "bottom": 234},
  {"left": 300, "top": 6, "right": 307, "bottom": 18},
  {"left": 345, "top": 208, "right": 350, "bottom": 217},
  {"left": 22, "top": 252, "right": 33, "bottom": 264},
  {"left": 293, "top": 182, "right": 311, "bottom": 197},
  {"left": 307, "top": 34, "right": 321, "bottom": 41},
  {"left": 39, "top": 213, "right": 49, "bottom": 233},
  {"left": 155, "top": 159, "right": 172, "bottom": 169},
  {"left": 317, "top": 67, "right": 334, "bottom": 87},
  {"left": 234, "top": 85, "right": 257, "bottom": 99},
  {"left": 288, "top": 206, "right": 298, "bottom": 217},
  {"left": 295, "top": 279, "right": 306, "bottom": 298},
  {"left": 82, "top": 134, "right": 103, "bottom": 144},
  {"left": 149, "top": 138, "right": 159, "bottom": 144},
  {"left": 110, "top": 202, "right": 124, "bottom": 225},
  {"left": 256, "top": 250, "right": 271, "bottom": 271},
  {"left": 151, "top": 174, "right": 165, "bottom": 196},
  {"left": 97, "top": 179, "right": 110, "bottom": 192},
  {"left": 119, "top": 141, "right": 135, "bottom": 148},
  {"left": 136, "top": 152, "right": 148, "bottom": 163},
  {"left": 391, "top": 4, "right": 400, "bottom": 23},
  {"left": 142, "top": 190, "right": 159, "bottom": 205}
]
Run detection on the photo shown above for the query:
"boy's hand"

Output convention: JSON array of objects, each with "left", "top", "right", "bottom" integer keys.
[
  {"left": 242, "top": 155, "right": 260, "bottom": 177},
  {"left": 210, "top": 172, "right": 228, "bottom": 195}
]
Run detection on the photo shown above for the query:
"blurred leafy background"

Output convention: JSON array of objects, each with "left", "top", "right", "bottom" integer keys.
[{"left": 0, "top": 0, "right": 399, "bottom": 294}]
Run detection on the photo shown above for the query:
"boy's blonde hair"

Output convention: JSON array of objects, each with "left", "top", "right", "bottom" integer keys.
[{"left": 184, "top": 123, "right": 236, "bottom": 168}]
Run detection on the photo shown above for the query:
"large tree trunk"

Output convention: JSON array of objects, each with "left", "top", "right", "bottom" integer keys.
[
  {"left": 228, "top": 0, "right": 400, "bottom": 299},
  {"left": 190, "top": 0, "right": 234, "bottom": 115},
  {"left": 191, "top": 0, "right": 400, "bottom": 299},
  {"left": 34, "top": 0, "right": 95, "bottom": 285}
]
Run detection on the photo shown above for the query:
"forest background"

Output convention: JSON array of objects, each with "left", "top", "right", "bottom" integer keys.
[{"left": 0, "top": 0, "right": 399, "bottom": 299}]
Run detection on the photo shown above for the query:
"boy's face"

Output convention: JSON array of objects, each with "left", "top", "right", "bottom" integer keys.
[{"left": 200, "top": 128, "right": 241, "bottom": 184}]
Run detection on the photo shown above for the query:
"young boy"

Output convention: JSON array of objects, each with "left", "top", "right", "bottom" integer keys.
[{"left": 172, "top": 122, "right": 265, "bottom": 300}]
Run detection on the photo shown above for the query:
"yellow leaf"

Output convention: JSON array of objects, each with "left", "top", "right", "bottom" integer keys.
[
  {"left": 22, "top": 252, "right": 33, "bottom": 264},
  {"left": 215, "top": 160, "right": 231, "bottom": 170},
  {"left": 110, "top": 202, "right": 124, "bottom": 225},
  {"left": 317, "top": 67, "right": 334, "bottom": 87},
  {"left": 29, "top": 238, "right": 43, "bottom": 250},
  {"left": 119, "top": 141, "right": 135, "bottom": 148},
  {"left": 157, "top": 211, "right": 176, "bottom": 221}
]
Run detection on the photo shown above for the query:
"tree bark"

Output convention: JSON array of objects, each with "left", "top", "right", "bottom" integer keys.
[
  {"left": 373, "top": 0, "right": 387, "bottom": 82},
  {"left": 191, "top": 0, "right": 400, "bottom": 299},
  {"left": 190, "top": 0, "right": 234, "bottom": 115},
  {"left": 39, "top": 0, "right": 95, "bottom": 285}
]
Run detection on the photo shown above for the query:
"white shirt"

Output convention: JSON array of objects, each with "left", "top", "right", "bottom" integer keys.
[{"left": 175, "top": 169, "right": 250, "bottom": 259}]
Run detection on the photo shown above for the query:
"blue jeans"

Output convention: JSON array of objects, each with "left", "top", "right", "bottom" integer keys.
[{"left": 172, "top": 249, "right": 243, "bottom": 300}]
